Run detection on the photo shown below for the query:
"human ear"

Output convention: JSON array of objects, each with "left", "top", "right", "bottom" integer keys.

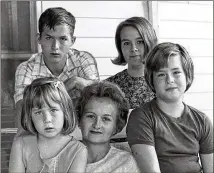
[
  {"left": 37, "top": 33, "right": 41, "bottom": 44},
  {"left": 71, "top": 36, "right": 76, "bottom": 44}
]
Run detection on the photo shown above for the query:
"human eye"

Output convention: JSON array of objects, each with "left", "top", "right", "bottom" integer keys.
[
  {"left": 137, "top": 40, "right": 144, "bottom": 44},
  {"left": 33, "top": 110, "right": 42, "bottom": 116},
  {"left": 85, "top": 114, "right": 95, "bottom": 119},
  {"left": 157, "top": 72, "right": 166, "bottom": 78},
  {"left": 51, "top": 108, "right": 58, "bottom": 113},
  {"left": 46, "top": 36, "right": 52, "bottom": 40},
  {"left": 60, "top": 37, "right": 68, "bottom": 41},
  {"left": 173, "top": 70, "right": 181, "bottom": 75},
  {"left": 122, "top": 41, "right": 130, "bottom": 46},
  {"left": 102, "top": 116, "right": 111, "bottom": 122}
]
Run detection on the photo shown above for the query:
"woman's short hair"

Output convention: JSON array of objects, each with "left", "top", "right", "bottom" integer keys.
[
  {"left": 21, "top": 77, "right": 76, "bottom": 135},
  {"left": 112, "top": 16, "right": 158, "bottom": 65},
  {"left": 144, "top": 42, "right": 194, "bottom": 93},
  {"left": 39, "top": 7, "right": 76, "bottom": 35},
  {"left": 76, "top": 81, "right": 130, "bottom": 134}
]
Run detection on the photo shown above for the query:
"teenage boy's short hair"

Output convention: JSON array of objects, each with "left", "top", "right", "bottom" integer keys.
[
  {"left": 21, "top": 77, "right": 76, "bottom": 135},
  {"left": 38, "top": 7, "right": 76, "bottom": 34},
  {"left": 144, "top": 42, "right": 194, "bottom": 93},
  {"left": 76, "top": 81, "right": 130, "bottom": 134}
]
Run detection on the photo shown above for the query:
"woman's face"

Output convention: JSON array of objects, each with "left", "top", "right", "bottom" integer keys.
[
  {"left": 120, "top": 26, "right": 145, "bottom": 68},
  {"left": 79, "top": 97, "right": 118, "bottom": 145}
]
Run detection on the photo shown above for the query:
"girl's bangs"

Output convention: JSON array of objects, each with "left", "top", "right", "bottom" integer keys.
[{"left": 32, "top": 86, "right": 61, "bottom": 108}]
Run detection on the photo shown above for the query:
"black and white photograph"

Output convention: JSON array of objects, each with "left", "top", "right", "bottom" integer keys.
[{"left": 1, "top": 1, "right": 213, "bottom": 172}]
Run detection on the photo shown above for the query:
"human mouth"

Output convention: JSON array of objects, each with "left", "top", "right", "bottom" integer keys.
[
  {"left": 90, "top": 130, "right": 102, "bottom": 134},
  {"left": 51, "top": 53, "right": 60, "bottom": 56},
  {"left": 166, "top": 87, "right": 177, "bottom": 91},
  {"left": 44, "top": 127, "right": 54, "bottom": 132}
]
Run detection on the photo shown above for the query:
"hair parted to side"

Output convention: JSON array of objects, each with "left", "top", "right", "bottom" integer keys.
[
  {"left": 76, "top": 81, "right": 130, "bottom": 134},
  {"left": 39, "top": 7, "right": 76, "bottom": 34},
  {"left": 112, "top": 16, "right": 158, "bottom": 65},
  {"left": 144, "top": 42, "right": 194, "bottom": 93},
  {"left": 21, "top": 77, "right": 76, "bottom": 135}
]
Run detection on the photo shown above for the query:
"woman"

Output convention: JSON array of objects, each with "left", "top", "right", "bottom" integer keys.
[
  {"left": 76, "top": 81, "right": 140, "bottom": 173},
  {"left": 106, "top": 17, "right": 158, "bottom": 109}
]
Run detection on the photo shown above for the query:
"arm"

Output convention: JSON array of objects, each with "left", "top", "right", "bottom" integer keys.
[
  {"left": 200, "top": 153, "right": 213, "bottom": 173},
  {"left": 68, "top": 147, "right": 88, "bottom": 173},
  {"left": 64, "top": 76, "right": 94, "bottom": 91},
  {"left": 131, "top": 144, "right": 161, "bottom": 173},
  {"left": 9, "top": 137, "right": 25, "bottom": 173}
]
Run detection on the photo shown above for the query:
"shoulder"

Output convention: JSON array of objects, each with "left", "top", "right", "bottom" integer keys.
[
  {"left": 67, "top": 138, "right": 87, "bottom": 152},
  {"left": 69, "top": 48, "right": 95, "bottom": 60},
  {"left": 186, "top": 104, "right": 209, "bottom": 121},
  {"left": 130, "top": 100, "right": 155, "bottom": 118},
  {"left": 16, "top": 53, "right": 41, "bottom": 72},
  {"left": 106, "top": 69, "right": 127, "bottom": 82},
  {"left": 109, "top": 147, "right": 140, "bottom": 171}
]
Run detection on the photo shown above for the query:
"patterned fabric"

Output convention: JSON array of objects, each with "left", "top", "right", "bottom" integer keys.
[
  {"left": 106, "top": 69, "right": 155, "bottom": 109},
  {"left": 14, "top": 48, "right": 99, "bottom": 103},
  {"left": 86, "top": 146, "right": 140, "bottom": 173},
  {"left": 20, "top": 135, "right": 86, "bottom": 172}
]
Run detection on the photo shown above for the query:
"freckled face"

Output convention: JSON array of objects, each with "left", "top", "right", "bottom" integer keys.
[
  {"left": 120, "top": 26, "right": 145, "bottom": 68},
  {"left": 79, "top": 97, "right": 118, "bottom": 145},
  {"left": 38, "top": 24, "right": 75, "bottom": 65},
  {"left": 153, "top": 55, "right": 187, "bottom": 103}
]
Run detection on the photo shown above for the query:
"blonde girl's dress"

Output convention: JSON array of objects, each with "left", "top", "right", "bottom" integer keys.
[{"left": 19, "top": 134, "right": 86, "bottom": 173}]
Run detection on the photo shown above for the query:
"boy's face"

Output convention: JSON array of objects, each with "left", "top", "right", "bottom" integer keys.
[
  {"left": 153, "top": 55, "right": 187, "bottom": 103},
  {"left": 38, "top": 24, "right": 75, "bottom": 65}
]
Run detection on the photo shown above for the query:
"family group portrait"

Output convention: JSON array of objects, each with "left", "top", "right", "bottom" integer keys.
[{"left": 1, "top": 1, "right": 213, "bottom": 173}]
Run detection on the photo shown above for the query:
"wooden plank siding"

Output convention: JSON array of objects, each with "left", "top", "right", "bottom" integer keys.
[{"left": 154, "top": 1, "right": 213, "bottom": 122}]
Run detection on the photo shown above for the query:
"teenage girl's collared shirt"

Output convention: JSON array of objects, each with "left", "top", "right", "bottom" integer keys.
[
  {"left": 14, "top": 48, "right": 99, "bottom": 103},
  {"left": 106, "top": 69, "right": 155, "bottom": 109}
]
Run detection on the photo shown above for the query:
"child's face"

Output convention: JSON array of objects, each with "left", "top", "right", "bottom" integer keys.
[
  {"left": 31, "top": 99, "right": 64, "bottom": 138},
  {"left": 120, "top": 26, "right": 145, "bottom": 67},
  {"left": 153, "top": 55, "right": 187, "bottom": 103},
  {"left": 38, "top": 24, "right": 75, "bottom": 66},
  {"left": 80, "top": 97, "right": 117, "bottom": 145}
]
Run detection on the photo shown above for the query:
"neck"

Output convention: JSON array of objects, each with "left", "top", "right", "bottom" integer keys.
[
  {"left": 43, "top": 55, "right": 67, "bottom": 76},
  {"left": 83, "top": 141, "right": 110, "bottom": 164},
  {"left": 127, "top": 64, "right": 144, "bottom": 77},
  {"left": 156, "top": 98, "right": 184, "bottom": 118}
]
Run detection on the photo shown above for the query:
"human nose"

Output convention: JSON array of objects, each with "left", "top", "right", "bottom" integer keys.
[
  {"left": 51, "top": 39, "right": 60, "bottom": 50},
  {"left": 166, "top": 73, "right": 174, "bottom": 84},
  {"left": 131, "top": 43, "right": 138, "bottom": 52},
  {"left": 92, "top": 117, "right": 101, "bottom": 129},
  {"left": 43, "top": 111, "right": 52, "bottom": 123}
]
